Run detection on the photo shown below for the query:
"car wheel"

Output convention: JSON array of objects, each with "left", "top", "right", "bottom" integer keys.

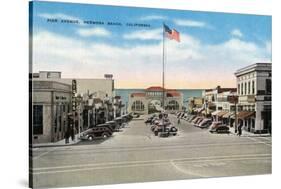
[
  {"left": 102, "top": 132, "right": 110, "bottom": 139},
  {"left": 88, "top": 135, "right": 94, "bottom": 141}
]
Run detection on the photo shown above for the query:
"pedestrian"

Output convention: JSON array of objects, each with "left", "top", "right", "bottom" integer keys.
[
  {"left": 237, "top": 120, "right": 242, "bottom": 137},
  {"left": 177, "top": 118, "right": 181, "bottom": 125},
  {"left": 65, "top": 127, "right": 70, "bottom": 144},
  {"left": 70, "top": 126, "right": 75, "bottom": 141}
]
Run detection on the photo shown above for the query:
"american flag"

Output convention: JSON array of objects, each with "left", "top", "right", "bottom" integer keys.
[{"left": 164, "top": 24, "right": 180, "bottom": 42}]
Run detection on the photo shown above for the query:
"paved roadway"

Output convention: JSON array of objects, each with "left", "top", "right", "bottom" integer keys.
[{"left": 31, "top": 114, "right": 272, "bottom": 188}]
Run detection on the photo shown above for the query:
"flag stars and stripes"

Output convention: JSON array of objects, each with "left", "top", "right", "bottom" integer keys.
[{"left": 164, "top": 24, "right": 180, "bottom": 42}]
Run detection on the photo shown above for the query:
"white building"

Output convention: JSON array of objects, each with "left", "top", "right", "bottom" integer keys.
[
  {"left": 128, "top": 86, "right": 183, "bottom": 114},
  {"left": 235, "top": 63, "right": 272, "bottom": 133},
  {"left": 202, "top": 86, "right": 237, "bottom": 117},
  {"left": 32, "top": 80, "right": 72, "bottom": 143},
  {"left": 33, "top": 71, "right": 115, "bottom": 98}
]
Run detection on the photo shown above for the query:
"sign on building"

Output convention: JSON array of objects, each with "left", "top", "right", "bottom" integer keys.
[{"left": 72, "top": 79, "right": 77, "bottom": 112}]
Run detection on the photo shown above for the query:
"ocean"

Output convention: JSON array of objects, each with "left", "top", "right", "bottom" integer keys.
[{"left": 115, "top": 89, "right": 203, "bottom": 107}]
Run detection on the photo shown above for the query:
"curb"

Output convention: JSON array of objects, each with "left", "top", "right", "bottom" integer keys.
[{"left": 31, "top": 139, "right": 81, "bottom": 148}]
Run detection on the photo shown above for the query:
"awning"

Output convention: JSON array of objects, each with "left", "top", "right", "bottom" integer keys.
[
  {"left": 230, "top": 111, "right": 255, "bottom": 119},
  {"left": 237, "top": 111, "right": 255, "bottom": 119},
  {"left": 222, "top": 112, "right": 234, "bottom": 118},
  {"left": 217, "top": 111, "right": 228, "bottom": 117},
  {"left": 211, "top": 110, "right": 220, "bottom": 116}
]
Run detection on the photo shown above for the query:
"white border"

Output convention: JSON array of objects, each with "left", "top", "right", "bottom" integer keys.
[{"left": 1, "top": 1, "right": 280, "bottom": 189}]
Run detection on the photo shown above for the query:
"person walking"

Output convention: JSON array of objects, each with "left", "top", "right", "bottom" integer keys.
[
  {"left": 70, "top": 125, "right": 75, "bottom": 141},
  {"left": 177, "top": 118, "right": 181, "bottom": 125},
  {"left": 237, "top": 120, "right": 243, "bottom": 137},
  {"left": 65, "top": 126, "right": 70, "bottom": 144}
]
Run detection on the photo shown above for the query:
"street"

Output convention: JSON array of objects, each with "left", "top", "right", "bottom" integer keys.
[{"left": 31, "top": 114, "right": 272, "bottom": 188}]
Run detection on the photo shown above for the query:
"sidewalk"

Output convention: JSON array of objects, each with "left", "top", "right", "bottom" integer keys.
[
  {"left": 229, "top": 127, "right": 271, "bottom": 137},
  {"left": 32, "top": 133, "right": 81, "bottom": 148}
]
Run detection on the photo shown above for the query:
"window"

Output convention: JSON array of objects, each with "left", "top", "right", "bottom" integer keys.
[
  {"left": 244, "top": 82, "right": 247, "bottom": 95},
  {"left": 248, "top": 81, "right": 251, "bottom": 95},
  {"left": 33, "top": 105, "right": 43, "bottom": 135},
  {"left": 266, "top": 79, "right": 271, "bottom": 95},
  {"left": 238, "top": 84, "right": 240, "bottom": 95},
  {"left": 132, "top": 100, "right": 144, "bottom": 111},
  {"left": 252, "top": 80, "right": 255, "bottom": 94},
  {"left": 241, "top": 83, "right": 243, "bottom": 95},
  {"left": 167, "top": 100, "right": 179, "bottom": 110}
]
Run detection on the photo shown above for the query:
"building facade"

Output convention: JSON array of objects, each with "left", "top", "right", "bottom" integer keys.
[
  {"left": 235, "top": 63, "right": 272, "bottom": 133},
  {"left": 202, "top": 86, "right": 237, "bottom": 116},
  {"left": 32, "top": 80, "right": 72, "bottom": 143},
  {"left": 128, "top": 86, "right": 183, "bottom": 114},
  {"left": 31, "top": 71, "right": 123, "bottom": 143}
]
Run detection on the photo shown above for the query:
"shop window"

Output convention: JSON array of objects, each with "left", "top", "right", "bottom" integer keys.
[{"left": 33, "top": 105, "right": 43, "bottom": 135}]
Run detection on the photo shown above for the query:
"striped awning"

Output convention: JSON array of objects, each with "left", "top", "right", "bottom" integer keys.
[
  {"left": 217, "top": 111, "right": 228, "bottom": 117},
  {"left": 211, "top": 110, "right": 220, "bottom": 116},
  {"left": 222, "top": 112, "right": 234, "bottom": 118},
  {"left": 230, "top": 111, "right": 255, "bottom": 119}
]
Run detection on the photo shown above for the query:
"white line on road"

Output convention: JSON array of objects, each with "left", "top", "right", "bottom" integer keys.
[
  {"left": 32, "top": 155, "right": 271, "bottom": 175},
  {"left": 33, "top": 153, "right": 271, "bottom": 171}
]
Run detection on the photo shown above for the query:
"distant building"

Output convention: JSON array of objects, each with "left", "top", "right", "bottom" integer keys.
[
  {"left": 202, "top": 86, "right": 237, "bottom": 117},
  {"left": 235, "top": 63, "right": 272, "bottom": 133},
  {"left": 128, "top": 86, "right": 183, "bottom": 114},
  {"left": 188, "top": 97, "right": 204, "bottom": 113},
  {"left": 32, "top": 80, "right": 72, "bottom": 143},
  {"left": 33, "top": 71, "right": 115, "bottom": 98}
]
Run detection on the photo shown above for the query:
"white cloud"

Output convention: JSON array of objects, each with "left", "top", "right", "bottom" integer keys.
[
  {"left": 139, "top": 15, "right": 167, "bottom": 21},
  {"left": 123, "top": 29, "right": 162, "bottom": 40},
  {"left": 77, "top": 27, "right": 111, "bottom": 37},
  {"left": 173, "top": 19, "right": 207, "bottom": 28},
  {"left": 265, "top": 41, "right": 272, "bottom": 55},
  {"left": 33, "top": 30, "right": 271, "bottom": 88},
  {"left": 231, "top": 29, "right": 243, "bottom": 38}
]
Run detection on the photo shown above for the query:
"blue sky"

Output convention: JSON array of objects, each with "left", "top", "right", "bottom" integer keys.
[{"left": 31, "top": 1, "right": 272, "bottom": 89}]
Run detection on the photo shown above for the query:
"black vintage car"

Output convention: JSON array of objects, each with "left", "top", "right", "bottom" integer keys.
[
  {"left": 105, "top": 120, "right": 120, "bottom": 131},
  {"left": 81, "top": 123, "right": 113, "bottom": 141}
]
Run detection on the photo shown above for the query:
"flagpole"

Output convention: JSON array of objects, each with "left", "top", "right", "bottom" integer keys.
[{"left": 162, "top": 23, "right": 165, "bottom": 113}]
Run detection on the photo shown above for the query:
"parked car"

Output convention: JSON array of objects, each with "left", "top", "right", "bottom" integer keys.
[
  {"left": 105, "top": 120, "right": 120, "bottom": 131},
  {"left": 114, "top": 117, "right": 124, "bottom": 128},
  {"left": 191, "top": 117, "right": 201, "bottom": 124},
  {"left": 194, "top": 118, "right": 204, "bottom": 126},
  {"left": 151, "top": 119, "right": 178, "bottom": 137},
  {"left": 130, "top": 112, "right": 140, "bottom": 118},
  {"left": 81, "top": 124, "right": 113, "bottom": 141},
  {"left": 180, "top": 113, "right": 185, "bottom": 119},
  {"left": 177, "top": 112, "right": 183, "bottom": 118},
  {"left": 187, "top": 115, "right": 196, "bottom": 122},
  {"left": 209, "top": 122, "right": 229, "bottom": 133},
  {"left": 197, "top": 119, "right": 212, "bottom": 128}
]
